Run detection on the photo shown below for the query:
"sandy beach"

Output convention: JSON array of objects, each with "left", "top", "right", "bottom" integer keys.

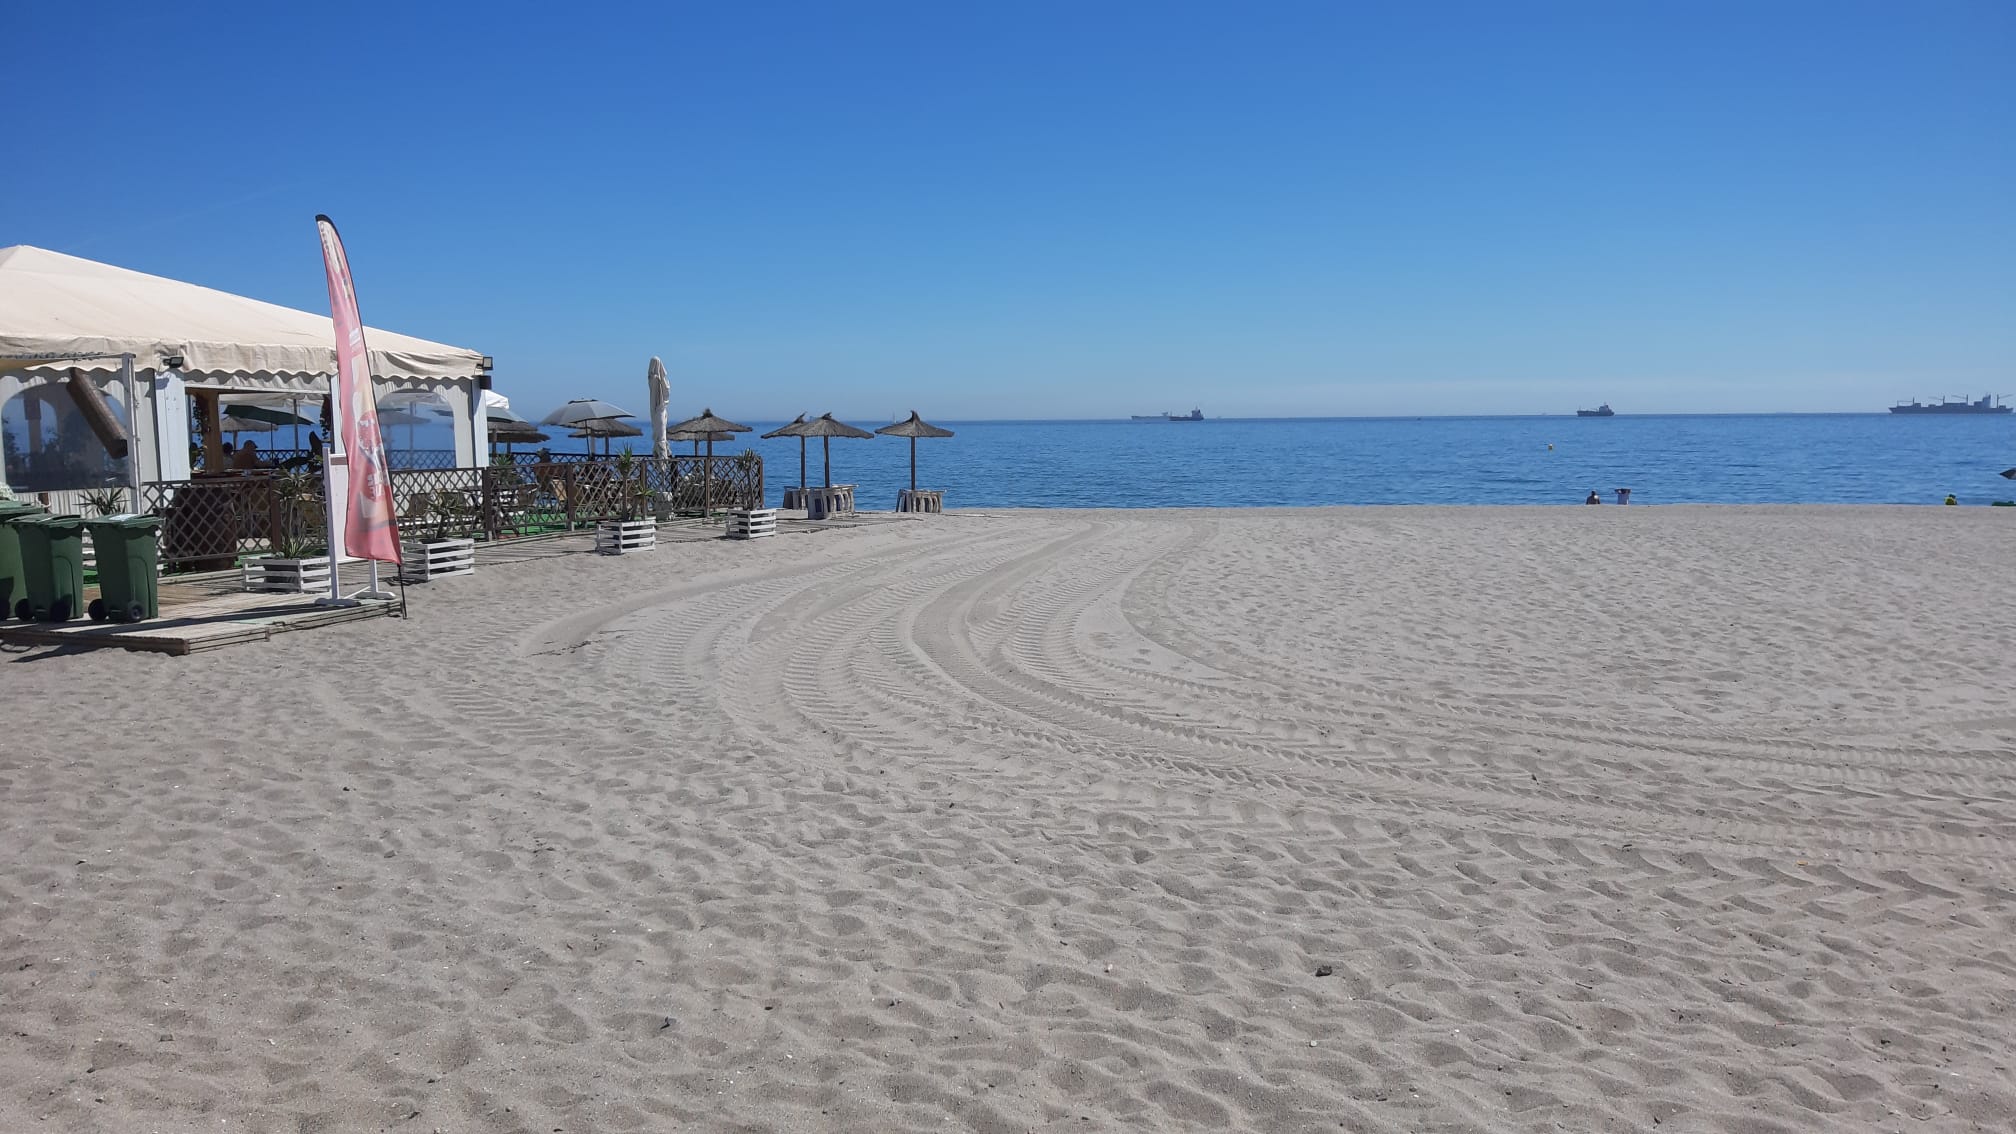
[{"left": 3, "top": 506, "right": 2013, "bottom": 1133}]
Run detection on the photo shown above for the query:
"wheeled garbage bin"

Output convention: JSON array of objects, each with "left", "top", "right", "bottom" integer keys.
[
  {"left": 0, "top": 499, "right": 49, "bottom": 619},
  {"left": 15, "top": 513, "right": 86, "bottom": 622},
  {"left": 85, "top": 514, "right": 163, "bottom": 622}
]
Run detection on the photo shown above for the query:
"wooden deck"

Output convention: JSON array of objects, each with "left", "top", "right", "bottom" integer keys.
[
  {"left": 0, "top": 564, "right": 395, "bottom": 656},
  {"left": 0, "top": 511, "right": 928, "bottom": 657}
]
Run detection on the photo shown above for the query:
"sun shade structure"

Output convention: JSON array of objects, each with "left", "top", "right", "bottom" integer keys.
[
  {"left": 569, "top": 418, "right": 643, "bottom": 455},
  {"left": 489, "top": 420, "right": 549, "bottom": 451},
  {"left": 0, "top": 245, "right": 490, "bottom": 487},
  {"left": 0, "top": 245, "right": 484, "bottom": 381},
  {"left": 219, "top": 414, "right": 281, "bottom": 435},
  {"left": 216, "top": 401, "right": 313, "bottom": 428},
  {"left": 668, "top": 428, "right": 737, "bottom": 455},
  {"left": 875, "top": 411, "right": 955, "bottom": 493},
  {"left": 647, "top": 357, "right": 670, "bottom": 461},
  {"left": 795, "top": 413, "right": 875, "bottom": 489},
  {"left": 667, "top": 408, "right": 752, "bottom": 513},
  {"left": 761, "top": 414, "right": 812, "bottom": 493},
  {"left": 543, "top": 399, "right": 638, "bottom": 456},
  {"left": 376, "top": 406, "right": 435, "bottom": 452},
  {"left": 542, "top": 398, "right": 634, "bottom": 427}
]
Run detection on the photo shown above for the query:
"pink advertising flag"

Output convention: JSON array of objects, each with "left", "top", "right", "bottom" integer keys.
[{"left": 315, "top": 215, "right": 402, "bottom": 564}]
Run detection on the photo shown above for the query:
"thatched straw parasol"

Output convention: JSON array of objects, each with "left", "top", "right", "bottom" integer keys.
[
  {"left": 875, "top": 411, "right": 955, "bottom": 492},
  {"left": 667, "top": 408, "right": 752, "bottom": 512},
  {"left": 668, "top": 428, "right": 737, "bottom": 455},
  {"left": 489, "top": 418, "right": 549, "bottom": 455},
  {"left": 568, "top": 417, "right": 642, "bottom": 457},
  {"left": 760, "top": 414, "right": 812, "bottom": 494},
  {"left": 794, "top": 413, "right": 875, "bottom": 489}
]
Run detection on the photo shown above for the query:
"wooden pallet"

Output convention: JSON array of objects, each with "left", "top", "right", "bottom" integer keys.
[{"left": 0, "top": 591, "right": 393, "bottom": 655}]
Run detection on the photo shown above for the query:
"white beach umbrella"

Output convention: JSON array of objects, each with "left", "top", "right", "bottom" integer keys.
[{"left": 648, "top": 357, "right": 670, "bottom": 461}]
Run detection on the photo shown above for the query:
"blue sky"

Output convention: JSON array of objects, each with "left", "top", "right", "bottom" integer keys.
[{"left": 8, "top": 1, "right": 2013, "bottom": 418}]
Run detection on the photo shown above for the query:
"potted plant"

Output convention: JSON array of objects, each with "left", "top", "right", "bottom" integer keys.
[
  {"left": 242, "top": 469, "right": 335, "bottom": 592},
  {"left": 596, "top": 447, "right": 656, "bottom": 554},
  {"left": 80, "top": 488, "right": 129, "bottom": 516}
]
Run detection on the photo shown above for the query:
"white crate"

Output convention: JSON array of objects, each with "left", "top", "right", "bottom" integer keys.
[
  {"left": 595, "top": 520, "right": 657, "bottom": 555},
  {"left": 241, "top": 556, "right": 334, "bottom": 593},
  {"left": 401, "top": 538, "right": 475, "bottom": 582},
  {"left": 726, "top": 508, "right": 778, "bottom": 539}
]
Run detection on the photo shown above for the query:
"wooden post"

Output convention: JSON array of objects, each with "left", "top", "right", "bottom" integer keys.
[
  {"left": 193, "top": 389, "right": 224, "bottom": 473},
  {"left": 22, "top": 389, "right": 43, "bottom": 454}
]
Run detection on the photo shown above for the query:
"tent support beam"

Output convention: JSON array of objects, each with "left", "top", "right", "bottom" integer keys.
[{"left": 120, "top": 354, "right": 140, "bottom": 508}]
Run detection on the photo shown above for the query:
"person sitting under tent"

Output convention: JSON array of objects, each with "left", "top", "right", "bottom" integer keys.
[{"left": 232, "top": 439, "right": 267, "bottom": 471}]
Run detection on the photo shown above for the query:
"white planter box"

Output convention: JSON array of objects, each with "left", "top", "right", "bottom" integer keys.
[
  {"left": 726, "top": 508, "right": 777, "bottom": 539},
  {"left": 896, "top": 489, "right": 944, "bottom": 513},
  {"left": 401, "top": 538, "right": 475, "bottom": 582},
  {"left": 595, "top": 520, "right": 657, "bottom": 555},
  {"left": 242, "top": 555, "right": 334, "bottom": 593}
]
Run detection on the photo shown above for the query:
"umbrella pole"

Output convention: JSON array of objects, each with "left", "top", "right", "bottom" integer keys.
[
  {"left": 823, "top": 436, "right": 831, "bottom": 489},
  {"left": 910, "top": 437, "right": 917, "bottom": 492},
  {"left": 799, "top": 438, "right": 807, "bottom": 490},
  {"left": 704, "top": 439, "right": 713, "bottom": 514}
]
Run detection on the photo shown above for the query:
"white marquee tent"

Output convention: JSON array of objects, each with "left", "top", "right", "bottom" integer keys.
[{"left": 0, "top": 245, "right": 490, "bottom": 493}]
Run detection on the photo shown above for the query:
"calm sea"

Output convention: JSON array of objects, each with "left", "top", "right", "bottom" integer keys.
[{"left": 421, "top": 414, "right": 2016, "bottom": 508}]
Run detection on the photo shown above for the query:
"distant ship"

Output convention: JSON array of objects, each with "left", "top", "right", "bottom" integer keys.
[
  {"left": 1131, "top": 408, "right": 1205, "bottom": 421},
  {"left": 1888, "top": 394, "right": 2010, "bottom": 415},
  {"left": 1576, "top": 404, "right": 1614, "bottom": 417}
]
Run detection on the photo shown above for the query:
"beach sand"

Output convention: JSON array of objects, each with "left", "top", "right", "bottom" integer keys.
[{"left": 3, "top": 506, "right": 2013, "bottom": 1133}]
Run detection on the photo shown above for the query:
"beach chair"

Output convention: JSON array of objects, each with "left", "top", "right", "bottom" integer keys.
[
  {"left": 549, "top": 478, "right": 577, "bottom": 528},
  {"left": 432, "top": 490, "right": 473, "bottom": 538},
  {"left": 494, "top": 483, "right": 538, "bottom": 536},
  {"left": 399, "top": 491, "right": 432, "bottom": 533}
]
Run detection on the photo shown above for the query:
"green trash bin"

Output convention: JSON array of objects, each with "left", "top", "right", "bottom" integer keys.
[
  {"left": 84, "top": 514, "right": 163, "bottom": 623},
  {"left": 15, "top": 513, "right": 86, "bottom": 622},
  {"left": 0, "top": 500, "right": 49, "bottom": 620}
]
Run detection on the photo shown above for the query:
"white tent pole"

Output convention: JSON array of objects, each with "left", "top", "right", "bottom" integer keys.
[
  {"left": 320, "top": 421, "right": 344, "bottom": 604},
  {"left": 119, "top": 354, "right": 141, "bottom": 510}
]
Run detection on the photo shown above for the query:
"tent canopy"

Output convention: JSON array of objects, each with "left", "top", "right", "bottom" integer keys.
[{"left": 0, "top": 245, "right": 485, "bottom": 383}]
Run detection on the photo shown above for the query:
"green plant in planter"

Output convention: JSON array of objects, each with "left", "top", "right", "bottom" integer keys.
[
  {"left": 270, "top": 468, "right": 325, "bottom": 559},
  {"left": 80, "top": 488, "right": 129, "bottom": 516}
]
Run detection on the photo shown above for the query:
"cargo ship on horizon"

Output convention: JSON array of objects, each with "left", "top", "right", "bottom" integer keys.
[
  {"left": 1131, "top": 408, "right": 1205, "bottom": 421},
  {"left": 1888, "top": 394, "right": 2009, "bottom": 415}
]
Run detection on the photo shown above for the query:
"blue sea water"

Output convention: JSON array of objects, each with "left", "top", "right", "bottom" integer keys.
[
  {"left": 423, "top": 414, "right": 2016, "bottom": 508},
  {"left": 746, "top": 414, "right": 2015, "bottom": 509}
]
